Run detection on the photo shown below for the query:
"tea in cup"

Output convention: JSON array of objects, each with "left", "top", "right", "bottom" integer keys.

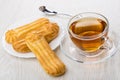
[{"left": 68, "top": 12, "right": 109, "bottom": 56}]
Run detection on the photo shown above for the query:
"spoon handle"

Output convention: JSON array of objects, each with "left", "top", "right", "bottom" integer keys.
[{"left": 39, "top": 6, "right": 72, "bottom": 17}]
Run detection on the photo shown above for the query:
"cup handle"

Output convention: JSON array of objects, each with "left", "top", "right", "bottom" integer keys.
[{"left": 100, "top": 37, "right": 113, "bottom": 50}]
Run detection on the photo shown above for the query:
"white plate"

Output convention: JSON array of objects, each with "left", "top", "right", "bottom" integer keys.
[{"left": 2, "top": 17, "right": 65, "bottom": 58}]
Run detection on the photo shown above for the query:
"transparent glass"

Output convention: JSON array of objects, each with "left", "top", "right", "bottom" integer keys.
[
  {"left": 68, "top": 12, "right": 109, "bottom": 56},
  {"left": 60, "top": 12, "right": 120, "bottom": 64}
]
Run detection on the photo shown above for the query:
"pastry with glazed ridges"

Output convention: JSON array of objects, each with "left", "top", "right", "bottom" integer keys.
[
  {"left": 12, "top": 23, "right": 59, "bottom": 53},
  {"left": 25, "top": 34, "right": 65, "bottom": 76},
  {"left": 5, "top": 18, "right": 49, "bottom": 44}
]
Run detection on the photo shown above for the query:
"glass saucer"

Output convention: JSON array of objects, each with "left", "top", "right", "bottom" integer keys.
[{"left": 60, "top": 31, "right": 120, "bottom": 64}]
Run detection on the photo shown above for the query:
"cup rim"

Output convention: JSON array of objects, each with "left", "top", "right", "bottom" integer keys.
[{"left": 68, "top": 12, "right": 109, "bottom": 40}]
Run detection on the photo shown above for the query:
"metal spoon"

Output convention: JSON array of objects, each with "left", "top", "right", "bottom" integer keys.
[{"left": 39, "top": 6, "right": 72, "bottom": 17}]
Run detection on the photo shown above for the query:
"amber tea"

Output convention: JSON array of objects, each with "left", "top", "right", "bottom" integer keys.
[{"left": 69, "top": 17, "right": 107, "bottom": 53}]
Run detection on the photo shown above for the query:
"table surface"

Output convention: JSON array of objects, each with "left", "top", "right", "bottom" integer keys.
[{"left": 0, "top": 0, "right": 120, "bottom": 80}]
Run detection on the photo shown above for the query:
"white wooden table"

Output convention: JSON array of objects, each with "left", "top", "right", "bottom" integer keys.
[{"left": 0, "top": 0, "right": 120, "bottom": 80}]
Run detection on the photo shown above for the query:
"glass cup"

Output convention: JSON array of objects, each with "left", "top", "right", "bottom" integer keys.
[{"left": 68, "top": 12, "right": 109, "bottom": 56}]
